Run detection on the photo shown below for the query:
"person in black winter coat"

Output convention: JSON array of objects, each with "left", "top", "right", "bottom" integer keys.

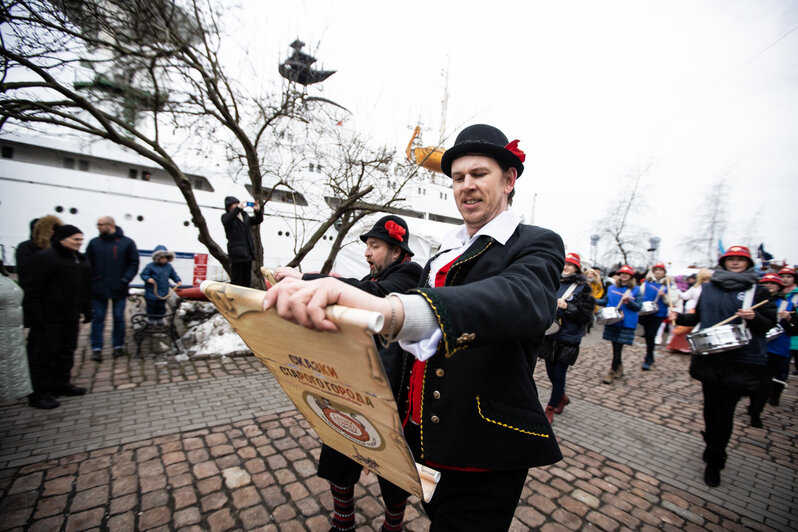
[
  {"left": 222, "top": 196, "right": 264, "bottom": 287},
  {"left": 669, "top": 245, "right": 776, "bottom": 488},
  {"left": 537, "top": 253, "right": 595, "bottom": 423},
  {"left": 15, "top": 215, "right": 63, "bottom": 281},
  {"left": 16, "top": 215, "right": 64, "bottom": 376},
  {"left": 86, "top": 216, "right": 139, "bottom": 361},
  {"left": 273, "top": 215, "right": 422, "bottom": 532},
  {"left": 265, "top": 124, "right": 563, "bottom": 530},
  {"left": 21, "top": 225, "right": 92, "bottom": 409}
]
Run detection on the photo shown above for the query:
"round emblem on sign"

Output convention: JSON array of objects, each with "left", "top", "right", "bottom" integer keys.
[{"left": 304, "top": 392, "right": 384, "bottom": 449}]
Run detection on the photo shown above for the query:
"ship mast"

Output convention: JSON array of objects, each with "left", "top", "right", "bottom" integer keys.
[{"left": 438, "top": 57, "right": 449, "bottom": 145}]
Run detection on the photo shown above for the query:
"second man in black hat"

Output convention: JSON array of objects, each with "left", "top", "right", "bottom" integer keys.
[{"left": 273, "top": 214, "right": 422, "bottom": 532}]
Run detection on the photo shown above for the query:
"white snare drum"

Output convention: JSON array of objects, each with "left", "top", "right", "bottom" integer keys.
[
  {"left": 595, "top": 307, "right": 623, "bottom": 325},
  {"left": 765, "top": 324, "right": 784, "bottom": 342},
  {"left": 639, "top": 301, "right": 658, "bottom": 316},
  {"left": 687, "top": 324, "right": 751, "bottom": 355}
]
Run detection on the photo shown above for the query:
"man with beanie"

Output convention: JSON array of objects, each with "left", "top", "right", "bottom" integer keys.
[
  {"left": 222, "top": 196, "right": 263, "bottom": 286},
  {"left": 274, "top": 215, "right": 422, "bottom": 532},
  {"left": 265, "top": 124, "right": 564, "bottom": 529},
  {"left": 86, "top": 216, "right": 139, "bottom": 361},
  {"left": 21, "top": 225, "right": 92, "bottom": 409}
]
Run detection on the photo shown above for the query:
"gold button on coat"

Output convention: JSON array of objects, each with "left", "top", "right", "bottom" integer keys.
[
  {"left": 430, "top": 415, "right": 440, "bottom": 424},
  {"left": 435, "top": 368, "right": 445, "bottom": 377},
  {"left": 432, "top": 391, "right": 441, "bottom": 399}
]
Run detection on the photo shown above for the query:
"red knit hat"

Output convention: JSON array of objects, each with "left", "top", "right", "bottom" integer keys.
[
  {"left": 720, "top": 245, "right": 753, "bottom": 267},
  {"left": 778, "top": 266, "right": 796, "bottom": 278},
  {"left": 565, "top": 253, "right": 582, "bottom": 272},
  {"left": 652, "top": 263, "right": 666, "bottom": 272},
  {"left": 618, "top": 265, "right": 635, "bottom": 276},
  {"left": 759, "top": 273, "right": 784, "bottom": 287}
]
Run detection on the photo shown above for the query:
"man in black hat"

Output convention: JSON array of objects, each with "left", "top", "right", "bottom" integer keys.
[
  {"left": 21, "top": 224, "right": 92, "bottom": 409},
  {"left": 273, "top": 215, "right": 422, "bottom": 532},
  {"left": 221, "top": 196, "right": 264, "bottom": 287},
  {"left": 265, "top": 124, "right": 565, "bottom": 529}
]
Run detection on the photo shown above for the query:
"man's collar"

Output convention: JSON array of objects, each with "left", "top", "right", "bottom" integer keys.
[{"left": 441, "top": 210, "right": 520, "bottom": 250}]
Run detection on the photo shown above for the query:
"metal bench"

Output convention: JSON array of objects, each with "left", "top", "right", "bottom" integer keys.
[{"left": 128, "top": 294, "right": 185, "bottom": 357}]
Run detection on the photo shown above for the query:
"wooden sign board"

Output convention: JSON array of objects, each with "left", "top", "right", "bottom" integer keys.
[{"left": 200, "top": 281, "right": 438, "bottom": 502}]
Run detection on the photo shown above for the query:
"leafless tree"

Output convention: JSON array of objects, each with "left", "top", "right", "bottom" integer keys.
[
  {"left": 681, "top": 178, "right": 729, "bottom": 267},
  {"left": 594, "top": 162, "right": 653, "bottom": 268},
  {"left": 259, "top": 118, "right": 422, "bottom": 274},
  {"left": 0, "top": 0, "right": 423, "bottom": 285},
  {"left": 0, "top": 0, "right": 308, "bottom": 280}
]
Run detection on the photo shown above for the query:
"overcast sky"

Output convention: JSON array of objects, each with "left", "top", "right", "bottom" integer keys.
[{"left": 237, "top": 0, "right": 797, "bottom": 269}]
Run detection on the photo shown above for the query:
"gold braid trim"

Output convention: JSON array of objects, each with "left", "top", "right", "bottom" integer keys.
[{"left": 476, "top": 396, "right": 550, "bottom": 439}]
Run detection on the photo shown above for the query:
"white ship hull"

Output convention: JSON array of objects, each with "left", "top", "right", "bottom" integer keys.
[{"left": 0, "top": 133, "right": 461, "bottom": 284}]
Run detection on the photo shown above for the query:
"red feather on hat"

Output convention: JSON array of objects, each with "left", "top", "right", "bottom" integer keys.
[{"left": 385, "top": 220, "right": 405, "bottom": 242}]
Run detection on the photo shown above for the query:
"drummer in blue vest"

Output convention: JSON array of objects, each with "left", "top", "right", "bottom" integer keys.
[
  {"left": 638, "top": 263, "right": 673, "bottom": 370},
  {"left": 668, "top": 245, "right": 776, "bottom": 487},
  {"left": 749, "top": 273, "right": 797, "bottom": 418},
  {"left": 596, "top": 264, "right": 643, "bottom": 384},
  {"left": 778, "top": 266, "right": 798, "bottom": 375}
]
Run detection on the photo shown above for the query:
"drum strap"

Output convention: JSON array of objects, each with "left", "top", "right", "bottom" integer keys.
[
  {"left": 693, "top": 286, "right": 755, "bottom": 334},
  {"left": 561, "top": 283, "right": 579, "bottom": 301},
  {"left": 738, "top": 286, "right": 756, "bottom": 334},
  {"left": 615, "top": 288, "right": 632, "bottom": 309},
  {"left": 742, "top": 287, "right": 755, "bottom": 310},
  {"left": 778, "top": 299, "right": 788, "bottom": 313}
]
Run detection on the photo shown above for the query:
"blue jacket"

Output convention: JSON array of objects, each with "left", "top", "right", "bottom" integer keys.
[
  {"left": 786, "top": 287, "right": 798, "bottom": 351},
  {"left": 640, "top": 279, "right": 670, "bottom": 317},
  {"left": 596, "top": 283, "right": 642, "bottom": 330},
  {"left": 86, "top": 226, "right": 139, "bottom": 299},
  {"left": 767, "top": 294, "right": 797, "bottom": 357},
  {"left": 140, "top": 257, "right": 181, "bottom": 301}
]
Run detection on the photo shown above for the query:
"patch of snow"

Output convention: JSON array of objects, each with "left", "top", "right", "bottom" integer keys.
[{"left": 181, "top": 311, "right": 249, "bottom": 358}]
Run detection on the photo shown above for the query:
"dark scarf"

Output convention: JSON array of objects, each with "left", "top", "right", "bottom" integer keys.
[{"left": 711, "top": 267, "right": 758, "bottom": 290}]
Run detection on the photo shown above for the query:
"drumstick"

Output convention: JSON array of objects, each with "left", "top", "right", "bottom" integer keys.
[
  {"left": 665, "top": 276, "right": 674, "bottom": 311},
  {"left": 615, "top": 288, "right": 631, "bottom": 309},
  {"left": 710, "top": 299, "right": 768, "bottom": 328}
]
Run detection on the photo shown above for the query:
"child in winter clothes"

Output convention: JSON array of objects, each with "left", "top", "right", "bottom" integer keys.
[{"left": 140, "top": 246, "right": 181, "bottom": 321}]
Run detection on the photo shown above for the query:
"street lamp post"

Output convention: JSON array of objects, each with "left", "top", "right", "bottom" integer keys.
[
  {"left": 590, "top": 234, "right": 600, "bottom": 267},
  {"left": 648, "top": 237, "right": 661, "bottom": 266}
]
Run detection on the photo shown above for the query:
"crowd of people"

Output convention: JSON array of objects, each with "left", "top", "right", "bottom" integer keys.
[
  {"left": 1, "top": 121, "right": 795, "bottom": 529},
  {"left": 6, "top": 216, "right": 184, "bottom": 410},
  {"left": 582, "top": 247, "right": 795, "bottom": 489}
]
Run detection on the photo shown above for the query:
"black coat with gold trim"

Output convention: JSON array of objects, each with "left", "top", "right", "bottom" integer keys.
[{"left": 398, "top": 224, "right": 565, "bottom": 470}]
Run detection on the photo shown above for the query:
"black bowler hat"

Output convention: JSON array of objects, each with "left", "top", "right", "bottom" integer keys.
[
  {"left": 440, "top": 124, "right": 525, "bottom": 178},
  {"left": 360, "top": 215, "right": 414, "bottom": 257}
]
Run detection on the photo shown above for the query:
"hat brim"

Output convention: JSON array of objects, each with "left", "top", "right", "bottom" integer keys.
[{"left": 441, "top": 141, "right": 524, "bottom": 178}]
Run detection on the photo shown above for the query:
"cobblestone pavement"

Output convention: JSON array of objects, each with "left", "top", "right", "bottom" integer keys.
[{"left": 1, "top": 322, "right": 796, "bottom": 531}]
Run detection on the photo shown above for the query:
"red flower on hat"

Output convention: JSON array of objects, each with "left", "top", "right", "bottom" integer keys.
[
  {"left": 385, "top": 220, "right": 405, "bottom": 242},
  {"left": 504, "top": 140, "right": 526, "bottom": 163}
]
